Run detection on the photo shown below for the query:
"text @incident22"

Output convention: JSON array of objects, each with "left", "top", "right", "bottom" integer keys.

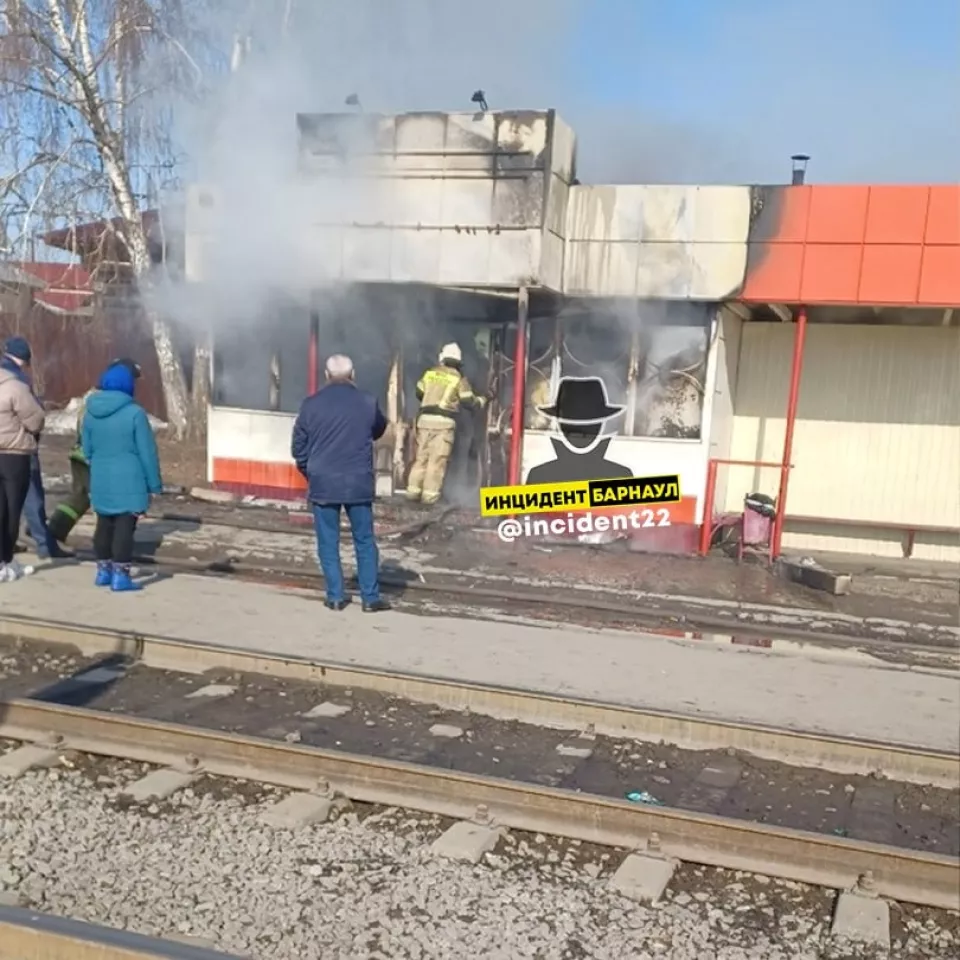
[{"left": 497, "top": 508, "right": 673, "bottom": 543}]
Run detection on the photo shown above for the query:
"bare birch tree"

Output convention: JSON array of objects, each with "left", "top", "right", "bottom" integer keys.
[{"left": 0, "top": 0, "right": 227, "bottom": 437}]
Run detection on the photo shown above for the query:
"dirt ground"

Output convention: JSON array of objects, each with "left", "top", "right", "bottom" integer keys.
[
  {"left": 425, "top": 523, "right": 960, "bottom": 619},
  {"left": 37, "top": 433, "right": 959, "bottom": 630}
]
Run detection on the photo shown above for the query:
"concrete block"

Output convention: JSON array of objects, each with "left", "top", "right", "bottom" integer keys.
[
  {"left": 122, "top": 768, "right": 197, "bottom": 802},
  {"left": 428, "top": 724, "right": 464, "bottom": 739},
  {"left": 609, "top": 853, "right": 678, "bottom": 904},
  {"left": 831, "top": 890, "right": 891, "bottom": 949},
  {"left": 776, "top": 557, "right": 852, "bottom": 596},
  {"left": 431, "top": 820, "right": 502, "bottom": 864},
  {"left": 185, "top": 684, "right": 236, "bottom": 699},
  {"left": 675, "top": 756, "right": 743, "bottom": 815},
  {"left": 556, "top": 742, "right": 593, "bottom": 759},
  {"left": 190, "top": 486, "right": 238, "bottom": 505},
  {"left": 698, "top": 759, "right": 742, "bottom": 790},
  {"left": 303, "top": 701, "right": 351, "bottom": 719},
  {"left": 262, "top": 792, "right": 335, "bottom": 829},
  {"left": 0, "top": 746, "right": 60, "bottom": 779}
]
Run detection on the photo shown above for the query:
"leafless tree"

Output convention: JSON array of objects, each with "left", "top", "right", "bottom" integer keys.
[{"left": 0, "top": 0, "right": 229, "bottom": 438}]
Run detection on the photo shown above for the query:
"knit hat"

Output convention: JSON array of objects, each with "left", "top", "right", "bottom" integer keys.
[{"left": 3, "top": 336, "right": 31, "bottom": 364}]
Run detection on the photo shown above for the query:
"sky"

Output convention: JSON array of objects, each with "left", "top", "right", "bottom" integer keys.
[
  {"left": 558, "top": 0, "right": 960, "bottom": 184},
  {"left": 242, "top": 0, "right": 959, "bottom": 186}
]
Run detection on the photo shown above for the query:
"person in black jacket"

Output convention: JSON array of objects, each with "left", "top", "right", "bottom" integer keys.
[{"left": 292, "top": 354, "right": 390, "bottom": 613}]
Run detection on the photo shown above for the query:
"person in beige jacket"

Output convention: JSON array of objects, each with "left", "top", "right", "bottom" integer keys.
[{"left": 0, "top": 336, "right": 46, "bottom": 580}]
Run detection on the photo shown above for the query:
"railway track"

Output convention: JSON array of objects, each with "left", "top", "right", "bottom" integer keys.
[
  {"left": 1, "top": 616, "right": 957, "bottom": 921},
  {"left": 0, "top": 905, "right": 243, "bottom": 958}
]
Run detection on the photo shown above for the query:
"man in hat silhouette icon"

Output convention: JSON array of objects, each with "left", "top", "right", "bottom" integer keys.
[{"left": 525, "top": 376, "right": 634, "bottom": 485}]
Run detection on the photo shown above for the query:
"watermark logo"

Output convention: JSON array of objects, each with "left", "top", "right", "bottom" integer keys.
[
  {"left": 524, "top": 375, "right": 634, "bottom": 485},
  {"left": 479, "top": 475, "right": 681, "bottom": 517},
  {"left": 482, "top": 373, "right": 685, "bottom": 544}
]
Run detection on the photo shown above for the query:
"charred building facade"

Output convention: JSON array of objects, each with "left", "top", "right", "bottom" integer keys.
[{"left": 186, "top": 109, "right": 960, "bottom": 562}]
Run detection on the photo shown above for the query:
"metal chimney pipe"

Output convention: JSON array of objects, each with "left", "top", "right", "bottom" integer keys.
[{"left": 791, "top": 154, "right": 810, "bottom": 185}]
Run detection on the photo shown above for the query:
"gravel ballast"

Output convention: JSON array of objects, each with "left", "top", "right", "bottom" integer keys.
[{"left": 1, "top": 759, "right": 958, "bottom": 960}]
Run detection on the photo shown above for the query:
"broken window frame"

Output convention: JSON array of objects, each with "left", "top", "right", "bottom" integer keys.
[{"left": 523, "top": 302, "right": 712, "bottom": 441}]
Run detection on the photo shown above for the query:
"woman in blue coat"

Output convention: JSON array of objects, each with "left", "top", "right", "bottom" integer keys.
[{"left": 81, "top": 360, "right": 163, "bottom": 592}]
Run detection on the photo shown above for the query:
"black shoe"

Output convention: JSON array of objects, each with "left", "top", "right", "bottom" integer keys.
[
  {"left": 43, "top": 544, "right": 74, "bottom": 560},
  {"left": 362, "top": 599, "right": 391, "bottom": 613},
  {"left": 324, "top": 599, "right": 348, "bottom": 611}
]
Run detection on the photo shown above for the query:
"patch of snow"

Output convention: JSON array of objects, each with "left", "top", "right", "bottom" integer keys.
[
  {"left": 44, "top": 396, "right": 168, "bottom": 436},
  {"left": 240, "top": 495, "right": 307, "bottom": 511}
]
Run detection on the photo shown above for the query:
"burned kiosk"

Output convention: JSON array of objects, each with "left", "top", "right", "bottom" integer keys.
[{"left": 188, "top": 108, "right": 742, "bottom": 548}]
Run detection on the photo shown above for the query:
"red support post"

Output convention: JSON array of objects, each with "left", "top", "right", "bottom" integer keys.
[
  {"left": 507, "top": 286, "right": 529, "bottom": 487},
  {"left": 307, "top": 311, "right": 319, "bottom": 395},
  {"left": 698, "top": 458, "right": 719, "bottom": 555},
  {"left": 772, "top": 306, "right": 808, "bottom": 557}
]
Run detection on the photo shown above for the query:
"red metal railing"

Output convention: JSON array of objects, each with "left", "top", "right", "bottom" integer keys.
[
  {"left": 307, "top": 313, "right": 319, "bottom": 394},
  {"left": 698, "top": 457, "right": 791, "bottom": 557},
  {"left": 507, "top": 287, "right": 529, "bottom": 486},
  {"left": 772, "top": 306, "right": 808, "bottom": 556}
]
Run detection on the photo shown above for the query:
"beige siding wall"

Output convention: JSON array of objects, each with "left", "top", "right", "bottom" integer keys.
[
  {"left": 725, "top": 323, "right": 960, "bottom": 562},
  {"left": 706, "top": 307, "right": 744, "bottom": 511}
]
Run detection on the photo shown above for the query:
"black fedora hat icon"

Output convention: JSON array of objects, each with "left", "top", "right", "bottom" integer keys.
[{"left": 538, "top": 376, "right": 625, "bottom": 425}]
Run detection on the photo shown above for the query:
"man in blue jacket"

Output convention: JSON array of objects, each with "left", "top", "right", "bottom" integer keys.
[{"left": 292, "top": 354, "right": 390, "bottom": 613}]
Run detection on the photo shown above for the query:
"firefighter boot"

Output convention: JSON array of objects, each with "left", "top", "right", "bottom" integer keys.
[
  {"left": 111, "top": 564, "right": 142, "bottom": 592},
  {"left": 95, "top": 561, "right": 113, "bottom": 587}
]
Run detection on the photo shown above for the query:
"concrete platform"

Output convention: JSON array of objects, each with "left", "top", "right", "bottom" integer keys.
[{"left": 1, "top": 563, "right": 958, "bottom": 751}]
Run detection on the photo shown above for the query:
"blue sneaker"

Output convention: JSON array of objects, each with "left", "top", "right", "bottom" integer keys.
[
  {"left": 94, "top": 561, "right": 113, "bottom": 587},
  {"left": 110, "top": 565, "right": 141, "bottom": 592}
]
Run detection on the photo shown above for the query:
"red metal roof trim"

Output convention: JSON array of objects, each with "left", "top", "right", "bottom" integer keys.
[{"left": 741, "top": 185, "right": 960, "bottom": 307}]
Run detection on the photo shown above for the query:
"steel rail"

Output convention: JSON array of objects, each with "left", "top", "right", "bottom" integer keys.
[
  {"left": 1, "top": 699, "right": 957, "bottom": 911},
  {"left": 2, "top": 614, "right": 958, "bottom": 787},
  {"left": 0, "top": 905, "right": 242, "bottom": 959}
]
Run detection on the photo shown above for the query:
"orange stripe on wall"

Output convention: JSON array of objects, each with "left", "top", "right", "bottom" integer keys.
[
  {"left": 213, "top": 458, "right": 307, "bottom": 491},
  {"left": 742, "top": 185, "right": 960, "bottom": 306}
]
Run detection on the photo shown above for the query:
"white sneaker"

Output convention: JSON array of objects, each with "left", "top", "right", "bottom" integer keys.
[
  {"left": 0, "top": 564, "right": 10, "bottom": 582},
  {"left": 6, "top": 560, "right": 34, "bottom": 580}
]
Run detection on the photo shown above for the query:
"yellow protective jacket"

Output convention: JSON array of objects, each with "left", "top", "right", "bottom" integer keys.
[{"left": 415, "top": 364, "right": 484, "bottom": 420}]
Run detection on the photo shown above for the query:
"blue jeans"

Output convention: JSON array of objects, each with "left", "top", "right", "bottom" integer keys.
[
  {"left": 24, "top": 455, "right": 56, "bottom": 556},
  {"left": 311, "top": 502, "right": 380, "bottom": 605}
]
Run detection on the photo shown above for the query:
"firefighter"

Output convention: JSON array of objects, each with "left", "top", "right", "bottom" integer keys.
[
  {"left": 47, "top": 358, "right": 142, "bottom": 545},
  {"left": 407, "top": 343, "right": 486, "bottom": 505}
]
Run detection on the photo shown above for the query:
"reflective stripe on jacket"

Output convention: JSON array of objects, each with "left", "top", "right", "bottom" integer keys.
[{"left": 415, "top": 364, "right": 481, "bottom": 419}]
